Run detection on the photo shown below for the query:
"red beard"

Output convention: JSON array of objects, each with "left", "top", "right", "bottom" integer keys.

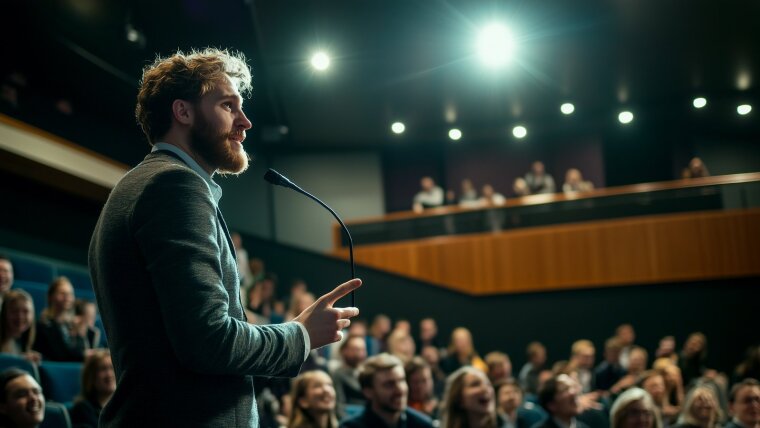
[{"left": 189, "top": 110, "right": 249, "bottom": 175}]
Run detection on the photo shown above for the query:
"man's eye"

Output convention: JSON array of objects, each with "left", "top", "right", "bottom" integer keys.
[{"left": 222, "top": 102, "right": 233, "bottom": 110}]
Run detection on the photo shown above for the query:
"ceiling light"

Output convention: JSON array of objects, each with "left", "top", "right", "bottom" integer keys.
[
  {"left": 311, "top": 52, "right": 330, "bottom": 71},
  {"left": 476, "top": 23, "right": 515, "bottom": 68},
  {"left": 737, "top": 104, "right": 752, "bottom": 115},
  {"left": 560, "top": 103, "right": 575, "bottom": 115},
  {"left": 391, "top": 122, "right": 405, "bottom": 134},
  {"left": 512, "top": 126, "right": 527, "bottom": 139},
  {"left": 693, "top": 97, "right": 707, "bottom": 109},
  {"left": 448, "top": 128, "right": 462, "bottom": 141},
  {"left": 618, "top": 111, "right": 634, "bottom": 124}
]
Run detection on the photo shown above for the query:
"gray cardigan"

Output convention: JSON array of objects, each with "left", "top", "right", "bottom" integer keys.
[{"left": 89, "top": 151, "right": 305, "bottom": 427}]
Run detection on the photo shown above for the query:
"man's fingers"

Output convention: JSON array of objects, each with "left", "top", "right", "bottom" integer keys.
[
  {"left": 337, "top": 319, "right": 351, "bottom": 330},
  {"left": 319, "top": 278, "right": 362, "bottom": 307},
  {"left": 335, "top": 307, "right": 359, "bottom": 319}
]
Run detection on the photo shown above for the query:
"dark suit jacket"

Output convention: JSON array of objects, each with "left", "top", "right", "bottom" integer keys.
[
  {"left": 340, "top": 405, "right": 433, "bottom": 428},
  {"left": 89, "top": 151, "right": 306, "bottom": 427},
  {"left": 530, "top": 416, "right": 591, "bottom": 428}
]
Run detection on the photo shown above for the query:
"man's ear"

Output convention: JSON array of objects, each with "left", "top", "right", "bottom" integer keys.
[{"left": 171, "top": 99, "right": 194, "bottom": 126}]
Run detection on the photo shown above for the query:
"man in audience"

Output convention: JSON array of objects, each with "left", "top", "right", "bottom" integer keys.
[
  {"left": 0, "top": 255, "right": 14, "bottom": 305},
  {"left": 570, "top": 340, "right": 596, "bottom": 394},
  {"left": 332, "top": 335, "right": 369, "bottom": 417},
  {"left": 0, "top": 368, "right": 45, "bottom": 428},
  {"left": 416, "top": 318, "right": 441, "bottom": 351},
  {"left": 616, "top": 324, "right": 636, "bottom": 370},
  {"left": 405, "top": 357, "right": 438, "bottom": 418},
  {"left": 88, "top": 48, "right": 361, "bottom": 426},
  {"left": 524, "top": 161, "right": 556, "bottom": 194},
  {"left": 368, "top": 314, "right": 391, "bottom": 356},
  {"left": 486, "top": 351, "right": 514, "bottom": 385},
  {"left": 412, "top": 177, "right": 444, "bottom": 212},
  {"left": 725, "top": 378, "right": 760, "bottom": 428},
  {"left": 535, "top": 374, "right": 590, "bottom": 428},
  {"left": 341, "top": 353, "right": 433, "bottom": 428},
  {"left": 594, "top": 337, "right": 625, "bottom": 392},
  {"left": 519, "top": 342, "right": 547, "bottom": 395}
]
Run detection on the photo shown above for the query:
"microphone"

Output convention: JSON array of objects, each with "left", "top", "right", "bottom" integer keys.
[{"left": 264, "top": 168, "right": 356, "bottom": 307}]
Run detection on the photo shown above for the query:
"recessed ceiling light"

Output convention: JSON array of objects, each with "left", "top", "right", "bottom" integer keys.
[
  {"left": 512, "top": 126, "right": 527, "bottom": 139},
  {"left": 737, "top": 104, "right": 752, "bottom": 115},
  {"left": 391, "top": 122, "right": 405, "bottom": 134},
  {"left": 560, "top": 103, "right": 575, "bottom": 115},
  {"left": 448, "top": 128, "right": 462, "bottom": 141},
  {"left": 618, "top": 111, "right": 634, "bottom": 124},
  {"left": 693, "top": 97, "right": 707, "bottom": 109},
  {"left": 310, "top": 52, "right": 330, "bottom": 71}
]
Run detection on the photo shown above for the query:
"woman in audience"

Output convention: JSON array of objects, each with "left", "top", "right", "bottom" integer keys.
[
  {"left": 0, "top": 367, "right": 45, "bottom": 428},
  {"left": 673, "top": 386, "right": 722, "bottom": 428},
  {"left": 288, "top": 370, "right": 338, "bottom": 428},
  {"left": 33, "top": 276, "right": 87, "bottom": 361},
  {"left": 440, "top": 366, "right": 499, "bottom": 428},
  {"left": 0, "top": 290, "right": 40, "bottom": 364},
  {"left": 69, "top": 350, "right": 116, "bottom": 428},
  {"left": 653, "top": 359, "right": 685, "bottom": 413},
  {"left": 610, "top": 387, "right": 662, "bottom": 428},
  {"left": 638, "top": 370, "right": 680, "bottom": 426},
  {"left": 679, "top": 333, "right": 710, "bottom": 387},
  {"left": 441, "top": 327, "right": 487, "bottom": 375},
  {"left": 406, "top": 356, "right": 439, "bottom": 418},
  {"left": 386, "top": 329, "right": 415, "bottom": 364},
  {"left": 73, "top": 300, "right": 100, "bottom": 350}
]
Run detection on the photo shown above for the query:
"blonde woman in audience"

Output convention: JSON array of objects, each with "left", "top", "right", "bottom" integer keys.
[
  {"left": 441, "top": 328, "right": 488, "bottom": 374},
  {"left": 69, "top": 350, "right": 116, "bottom": 428},
  {"left": 673, "top": 386, "right": 722, "bottom": 428},
  {"left": 653, "top": 359, "right": 685, "bottom": 413},
  {"left": 387, "top": 329, "right": 415, "bottom": 364},
  {"left": 288, "top": 370, "right": 338, "bottom": 428},
  {"left": 440, "top": 366, "right": 499, "bottom": 428},
  {"left": 610, "top": 387, "right": 663, "bottom": 428},
  {"left": 638, "top": 370, "right": 680, "bottom": 425},
  {"left": 0, "top": 290, "right": 40, "bottom": 364},
  {"left": 33, "top": 276, "right": 88, "bottom": 361}
]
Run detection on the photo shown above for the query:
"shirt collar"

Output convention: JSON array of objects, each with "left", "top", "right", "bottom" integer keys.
[{"left": 152, "top": 142, "right": 223, "bottom": 204}]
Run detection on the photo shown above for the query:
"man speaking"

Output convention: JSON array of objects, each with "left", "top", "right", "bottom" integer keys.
[{"left": 89, "top": 48, "right": 361, "bottom": 427}]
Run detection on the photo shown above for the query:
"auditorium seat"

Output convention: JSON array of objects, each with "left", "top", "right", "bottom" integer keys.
[
  {"left": 0, "top": 352, "right": 40, "bottom": 381},
  {"left": 38, "top": 361, "right": 82, "bottom": 405},
  {"left": 40, "top": 401, "right": 73, "bottom": 428},
  {"left": 56, "top": 267, "right": 92, "bottom": 291},
  {"left": 11, "top": 256, "right": 54, "bottom": 283}
]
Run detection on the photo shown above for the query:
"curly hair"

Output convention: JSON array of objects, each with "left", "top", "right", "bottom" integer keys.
[{"left": 135, "top": 47, "right": 252, "bottom": 145}]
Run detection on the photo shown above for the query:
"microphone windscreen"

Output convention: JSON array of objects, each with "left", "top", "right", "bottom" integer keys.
[{"left": 264, "top": 169, "right": 286, "bottom": 186}]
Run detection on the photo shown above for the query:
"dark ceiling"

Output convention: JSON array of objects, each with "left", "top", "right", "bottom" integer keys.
[{"left": 3, "top": 0, "right": 759, "bottom": 165}]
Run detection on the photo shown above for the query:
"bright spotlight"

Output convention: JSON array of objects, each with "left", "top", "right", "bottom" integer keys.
[
  {"left": 693, "top": 97, "right": 707, "bottom": 109},
  {"left": 391, "top": 122, "right": 405, "bottom": 134},
  {"left": 311, "top": 52, "right": 330, "bottom": 71},
  {"left": 448, "top": 128, "right": 462, "bottom": 141},
  {"left": 512, "top": 126, "right": 527, "bottom": 139},
  {"left": 618, "top": 111, "right": 634, "bottom": 124},
  {"left": 476, "top": 23, "right": 515, "bottom": 68},
  {"left": 737, "top": 104, "right": 752, "bottom": 115},
  {"left": 560, "top": 103, "right": 575, "bottom": 115}
]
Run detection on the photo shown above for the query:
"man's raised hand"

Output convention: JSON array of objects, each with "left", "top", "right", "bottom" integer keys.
[{"left": 293, "top": 278, "right": 361, "bottom": 349}]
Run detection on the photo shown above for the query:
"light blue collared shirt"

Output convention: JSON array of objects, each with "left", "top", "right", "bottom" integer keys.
[
  {"left": 152, "top": 142, "right": 223, "bottom": 205},
  {"left": 150, "top": 142, "right": 311, "bottom": 359}
]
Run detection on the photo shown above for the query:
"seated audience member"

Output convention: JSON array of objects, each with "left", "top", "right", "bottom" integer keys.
[
  {"left": 684, "top": 158, "right": 710, "bottom": 179},
  {"left": 69, "top": 350, "right": 115, "bottom": 428},
  {"left": 513, "top": 178, "right": 530, "bottom": 197},
  {"left": 416, "top": 318, "right": 441, "bottom": 351},
  {"left": 286, "top": 292, "right": 316, "bottom": 322},
  {"left": 734, "top": 346, "right": 760, "bottom": 385},
  {"left": 569, "top": 340, "right": 596, "bottom": 394},
  {"left": 420, "top": 345, "right": 446, "bottom": 399},
  {"left": 679, "top": 333, "right": 710, "bottom": 388},
  {"left": 386, "top": 330, "right": 415, "bottom": 364},
  {"left": 610, "top": 388, "right": 662, "bottom": 428},
  {"left": 367, "top": 315, "right": 391, "bottom": 356},
  {"left": 231, "top": 232, "right": 252, "bottom": 288},
  {"left": 289, "top": 370, "right": 339, "bottom": 428},
  {"left": 393, "top": 320, "right": 411, "bottom": 336},
  {"left": 595, "top": 337, "right": 626, "bottom": 392},
  {"left": 340, "top": 353, "right": 433, "bottom": 428},
  {"left": 479, "top": 184, "right": 506, "bottom": 206},
  {"left": 0, "top": 290, "right": 40, "bottom": 364},
  {"left": 655, "top": 337, "right": 678, "bottom": 364},
  {"left": 638, "top": 370, "right": 679, "bottom": 426},
  {"left": 485, "top": 352, "right": 513, "bottom": 385},
  {"left": 0, "top": 368, "right": 45, "bottom": 428},
  {"left": 495, "top": 379, "right": 541, "bottom": 428},
  {"left": 673, "top": 386, "right": 722, "bottom": 428},
  {"left": 73, "top": 300, "right": 101, "bottom": 350},
  {"left": 524, "top": 161, "right": 556, "bottom": 194},
  {"left": 459, "top": 179, "right": 479, "bottom": 206},
  {"left": 33, "top": 276, "right": 88, "bottom": 361},
  {"left": 445, "top": 189, "right": 458, "bottom": 206},
  {"left": 653, "top": 359, "right": 685, "bottom": 413},
  {"left": 611, "top": 347, "right": 648, "bottom": 395},
  {"left": 413, "top": 177, "right": 445, "bottom": 213},
  {"left": 535, "top": 374, "right": 590, "bottom": 428},
  {"left": 0, "top": 256, "right": 14, "bottom": 306},
  {"left": 616, "top": 324, "right": 637, "bottom": 371},
  {"left": 563, "top": 169, "right": 594, "bottom": 194},
  {"left": 440, "top": 327, "right": 487, "bottom": 375},
  {"left": 519, "top": 342, "right": 547, "bottom": 396},
  {"left": 405, "top": 357, "right": 438, "bottom": 418},
  {"left": 332, "top": 335, "right": 368, "bottom": 418},
  {"left": 440, "top": 366, "right": 500, "bottom": 428},
  {"left": 724, "top": 379, "right": 760, "bottom": 428}
]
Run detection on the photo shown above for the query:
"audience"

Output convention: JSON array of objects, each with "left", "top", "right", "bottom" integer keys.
[
  {"left": 69, "top": 350, "right": 116, "bottom": 428},
  {"left": 459, "top": 179, "right": 479, "bottom": 206},
  {"left": 610, "top": 388, "right": 662, "bottom": 428},
  {"left": 569, "top": 340, "right": 596, "bottom": 394},
  {"left": 413, "top": 177, "right": 445, "bottom": 213},
  {"left": 535, "top": 374, "right": 590, "bottom": 428},
  {"left": 725, "top": 379, "right": 760, "bottom": 428},
  {"left": 513, "top": 178, "right": 531, "bottom": 197},
  {"left": 340, "top": 353, "right": 433, "bottom": 428},
  {"left": 616, "top": 324, "right": 637, "bottom": 371},
  {"left": 518, "top": 342, "right": 547, "bottom": 395},
  {"left": 387, "top": 330, "right": 416, "bottom": 364},
  {"left": 525, "top": 161, "right": 556, "bottom": 194},
  {"left": 655, "top": 337, "right": 679, "bottom": 365},
  {"left": 33, "top": 276, "right": 88, "bottom": 361},
  {"left": 674, "top": 386, "right": 723, "bottom": 428},
  {"left": 332, "top": 335, "right": 369, "bottom": 417},
  {"left": 0, "top": 256, "right": 14, "bottom": 307},
  {"left": 367, "top": 315, "right": 391, "bottom": 356},
  {"left": 289, "top": 370, "right": 339, "bottom": 428},
  {"left": 479, "top": 184, "right": 506, "bottom": 207},
  {"left": 440, "top": 366, "right": 497, "bottom": 428},
  {"left": 441, "top": 327, "right": 487, "bottom": 375},
  {"left": 0, "top": 368, "right": 45, "bottom": 428},
  {"left": 611, "top": 346, "right": 649, "bottom": 394},
  {"left": 0, "top": 290, "right": 40, "bottom": 364},
  {"left": 684, "top": 158, "right": 710, "bottom": 179},
  {"left": 405, "top": 357, "right": 438, "bottom": 418},
  {"left": 563, "top": 169, "right": 594, "bottom": 194},
  {"left": 484, "top": 352, "right": 513, "bottom": 386},
  {"left": 679, "top": 333, "right": 711, "bottom": 388},
  {"left": 495, "top": 379, "right": 538, "bottom": 428},
  {"left": 73, "top": 299, "right": 101, "bottom": 350},
  {"left": 417, "top": 318, "right": 441, "bottom": 351},
  {"left": 734, "top": 347, "right": 760, "bottom": 385},
  {"left": 638, "top": 370, "right": 679, "bottom": 426},
  {"left": 594, "top": 337, "right": 626, "bottom": 392}
]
